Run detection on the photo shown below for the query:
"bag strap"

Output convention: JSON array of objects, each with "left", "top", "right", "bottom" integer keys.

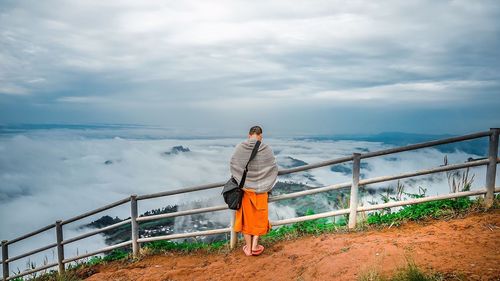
[{"left": 239, "top": 140, "right": 261, "bottom": 189}]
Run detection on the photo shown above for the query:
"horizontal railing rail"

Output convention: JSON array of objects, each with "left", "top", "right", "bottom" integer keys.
[
  {"left": 61, "top": 219, "right": 132, "bottom": 246},
  {"left": 5, "top": 243, "right": 57, "bottom": 264},
  {"left": 136, "top": 205, "right": 227, "bottom": 222},
  {"left": 137, "top": 228, "right": 232, "bottom": 244},
  {"left": 357, "top": 188, "right": 498, "bottom": 212},
  {"left": 1, "top": 128, "right": 498, "bottom": 281},
  {"left": 360, "top": 131, "right": 491, "bottom": 159},
  {"left": 5, "top": 224, "right": 56, "bottom": 246},
  {"left": 61, "top": 197, "right": 131, "bottom": 226},
  {"left": 62, "top": 241, "right": 132, "bottom": 264},
  {"left": 6, "top": 262, "right": 58, "bottom": 281},
  {"left": 136, "top": 182, "right": 225, "bottom": 201}
]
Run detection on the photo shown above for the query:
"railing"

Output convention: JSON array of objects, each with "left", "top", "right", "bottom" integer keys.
[{"left": 1, "top": 128, "right": 499, "bottom": 281}]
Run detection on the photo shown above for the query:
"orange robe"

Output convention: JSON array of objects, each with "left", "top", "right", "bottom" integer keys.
[{"left": 233, "top": 188, "right": 271, "bottom": 236}]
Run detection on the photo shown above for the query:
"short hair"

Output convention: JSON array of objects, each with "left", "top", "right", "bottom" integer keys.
[{"left": 249, "top": 125, "right": 263, "bottom": 135}]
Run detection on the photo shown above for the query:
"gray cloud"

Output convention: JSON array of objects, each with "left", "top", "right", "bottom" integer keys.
[{"left": 0, "top": 0, "right": 499, "bottom": 133}]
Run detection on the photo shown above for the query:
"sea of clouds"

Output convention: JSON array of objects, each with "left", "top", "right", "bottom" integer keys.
[{"left": 0, "top": 126, "right": 493, "bottom": 273}]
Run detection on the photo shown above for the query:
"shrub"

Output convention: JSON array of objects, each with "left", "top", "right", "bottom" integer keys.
[{"left": 102, "top": 249, "right": 128, "bottom": 262}]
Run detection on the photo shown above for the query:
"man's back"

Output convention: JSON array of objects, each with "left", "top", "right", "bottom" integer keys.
[{"left": 230, "top": 137, "right": 278, "bottom": 193}]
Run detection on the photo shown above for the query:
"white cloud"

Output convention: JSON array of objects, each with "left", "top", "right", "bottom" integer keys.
[
  {"left": 1, "top": 0, "right": 499, "bottom": 105},
  {"left": 310, "top": 80, "right": 500, "bottom": 103},
  {"left": 56, "top": 96, "right": 110, "bottom": 103},
  {"left": 0, "top": 84, "right": 29, "bottom": 95}
]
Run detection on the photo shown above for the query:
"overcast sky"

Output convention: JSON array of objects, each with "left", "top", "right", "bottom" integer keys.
[{"left": 1, "top": 0, "right": 499, "bottom": 135}]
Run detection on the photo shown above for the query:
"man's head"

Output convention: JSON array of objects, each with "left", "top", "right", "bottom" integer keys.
[{"left": 248, "top": 125, "right": 263, "bottom": 141}]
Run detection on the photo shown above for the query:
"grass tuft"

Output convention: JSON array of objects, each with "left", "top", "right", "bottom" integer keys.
[{"left": 358, "top": 259, "right": 459, "bottom": 281}]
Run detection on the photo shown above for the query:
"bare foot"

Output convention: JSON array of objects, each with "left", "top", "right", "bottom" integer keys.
[
  {"left": 251, "top": 244, "right": 264, "bottom": 255},
  {"left": 242, "top": 245, "right": 253, "bottom": 256}
]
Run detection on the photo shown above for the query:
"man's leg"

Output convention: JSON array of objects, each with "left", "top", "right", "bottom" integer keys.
[
  {"left": 251, "top": 235, "right": 260, "bottom": 251},
  {"left": 243, "top": 233, "right": 252, "bottom": 250}
]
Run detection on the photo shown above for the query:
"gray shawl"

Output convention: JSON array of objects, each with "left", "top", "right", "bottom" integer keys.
[{"left": 230, "top": 138, "right": 278, "bottom": 193}]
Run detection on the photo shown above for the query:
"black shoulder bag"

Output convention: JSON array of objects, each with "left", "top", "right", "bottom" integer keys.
[{"left": 221, "top": 140, "right": 261, "bottom": 210}]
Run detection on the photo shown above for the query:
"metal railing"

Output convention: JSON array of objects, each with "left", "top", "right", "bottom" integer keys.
[{"left": 1, "top": 128, "right": 499, "bottom": 281}]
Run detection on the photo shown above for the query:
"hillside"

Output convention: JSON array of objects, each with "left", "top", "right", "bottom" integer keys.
[{"left": 76, "top": 210, "right": 500, "bottom": 281}]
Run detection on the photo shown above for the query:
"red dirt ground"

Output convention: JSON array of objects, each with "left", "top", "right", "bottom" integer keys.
[{"left": 81, "top": 210, "right": 500, "bottom": 281}]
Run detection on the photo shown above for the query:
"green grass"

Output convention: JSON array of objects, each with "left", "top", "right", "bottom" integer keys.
[
  {"left": 261, "top": 209, "right": 347, "bottom": 244},
  {"left": 85, "top": 256, "right": 103, "bottom": 266},
  {"left": 366, "top": 197, "right": 474, "bottom": 226},
  {"left": 143, "top": 239, "right": 227, "bottom": 253},
  {"left": 102, "top": 249, "right": 128, "bottom": 262},
  {"left": 20, "top": 271, "right": 81, "bottom": 281}
]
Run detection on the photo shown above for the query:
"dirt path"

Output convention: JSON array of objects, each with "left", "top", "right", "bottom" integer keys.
[{"left": 82, "top": 210, "right": 500, "bottom": 281}]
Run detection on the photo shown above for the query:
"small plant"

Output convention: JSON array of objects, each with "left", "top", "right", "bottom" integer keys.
[
  {"left": 443, "top": 156, "right": 474, "bottom": 193},
  {"left": 378, "top": 181, "right": 407, "bottom": 215},
  {"left": 33, "top": 271, "right": 81, "bottom": 281},
  {"left": 65, "top": 251, "right": 93, "bottom": 271},
  {"left": 23, "top": 268, "right": 81, "bottom": 281},
  {"left": 260, "top": 224, "right": 296, "bottom": 243},
  {"left": 291, "top": 209, "right": 337, "bottom": 235},
  {"left": 26, "top": 258, "right": 39, "bottom": 279},
  {"left": 404, "top": 186, "right": 426, "bottom": 199},
  {"left": 337, "top": 193, "right": 350, "bottom": 222},
  {"left": 86, "top": 256, "right": 103, "bottom": 266},
  {"left": 358, "top": 269, "right": 384, "bottom": 281},
  {"left": 102, "top": 249, "right": 128, "bottom": 262}
]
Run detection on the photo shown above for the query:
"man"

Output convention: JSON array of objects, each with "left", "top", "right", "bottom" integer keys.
[{"left": 230, "top": 125, "right": 278, "bottom": 256}]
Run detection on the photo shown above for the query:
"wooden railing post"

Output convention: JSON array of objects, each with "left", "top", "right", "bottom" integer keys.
[
  {"left": 485, "top": 128, "right": 499, "bottom": 208},
  {"left": 2, "top": 240, "right": 8, "bottom": 281},
  {"left": 55, "top": 220, "right": 65, "bottom": 274},
  {"left": 229, "top": 210, "right": 237, "bottom": 249},
  {"left": 348, "top": 153, "right": 361, "bottom": 229},
  {"left": 130, "top": 195, "right": 140, "bottom": 258}
]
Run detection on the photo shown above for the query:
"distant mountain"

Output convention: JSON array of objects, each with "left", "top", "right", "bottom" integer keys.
[
  {"left": 295, "top": 132, "right": 488, "bottom": 156},
  {"left": 272, "top": 181, "right": 344, "bottom": 217},
  {"left": 163, "top": 146, "right": 191, "bottom": 155},
  {"left": 330, "top": 162, "right": 370, "bottom": 178},
  {"left": 0, "top": 123, "right": 145, "bottom": 133},
  {"left": 85, "top": 215, "right": 121, "bottom": 229},
  {"left": 84, "top": 205, "right": 178, "bottom": 245},
  {"left": 279, "top": 156, "right": 308, "bottom": 168},
  {"left": 278, "top": 156, "right": 316, "bottom": 183}
]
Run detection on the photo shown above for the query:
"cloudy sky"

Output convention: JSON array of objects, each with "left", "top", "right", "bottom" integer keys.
[{"left": 1, "top": 0, "right": 499, "bottom": 135}]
